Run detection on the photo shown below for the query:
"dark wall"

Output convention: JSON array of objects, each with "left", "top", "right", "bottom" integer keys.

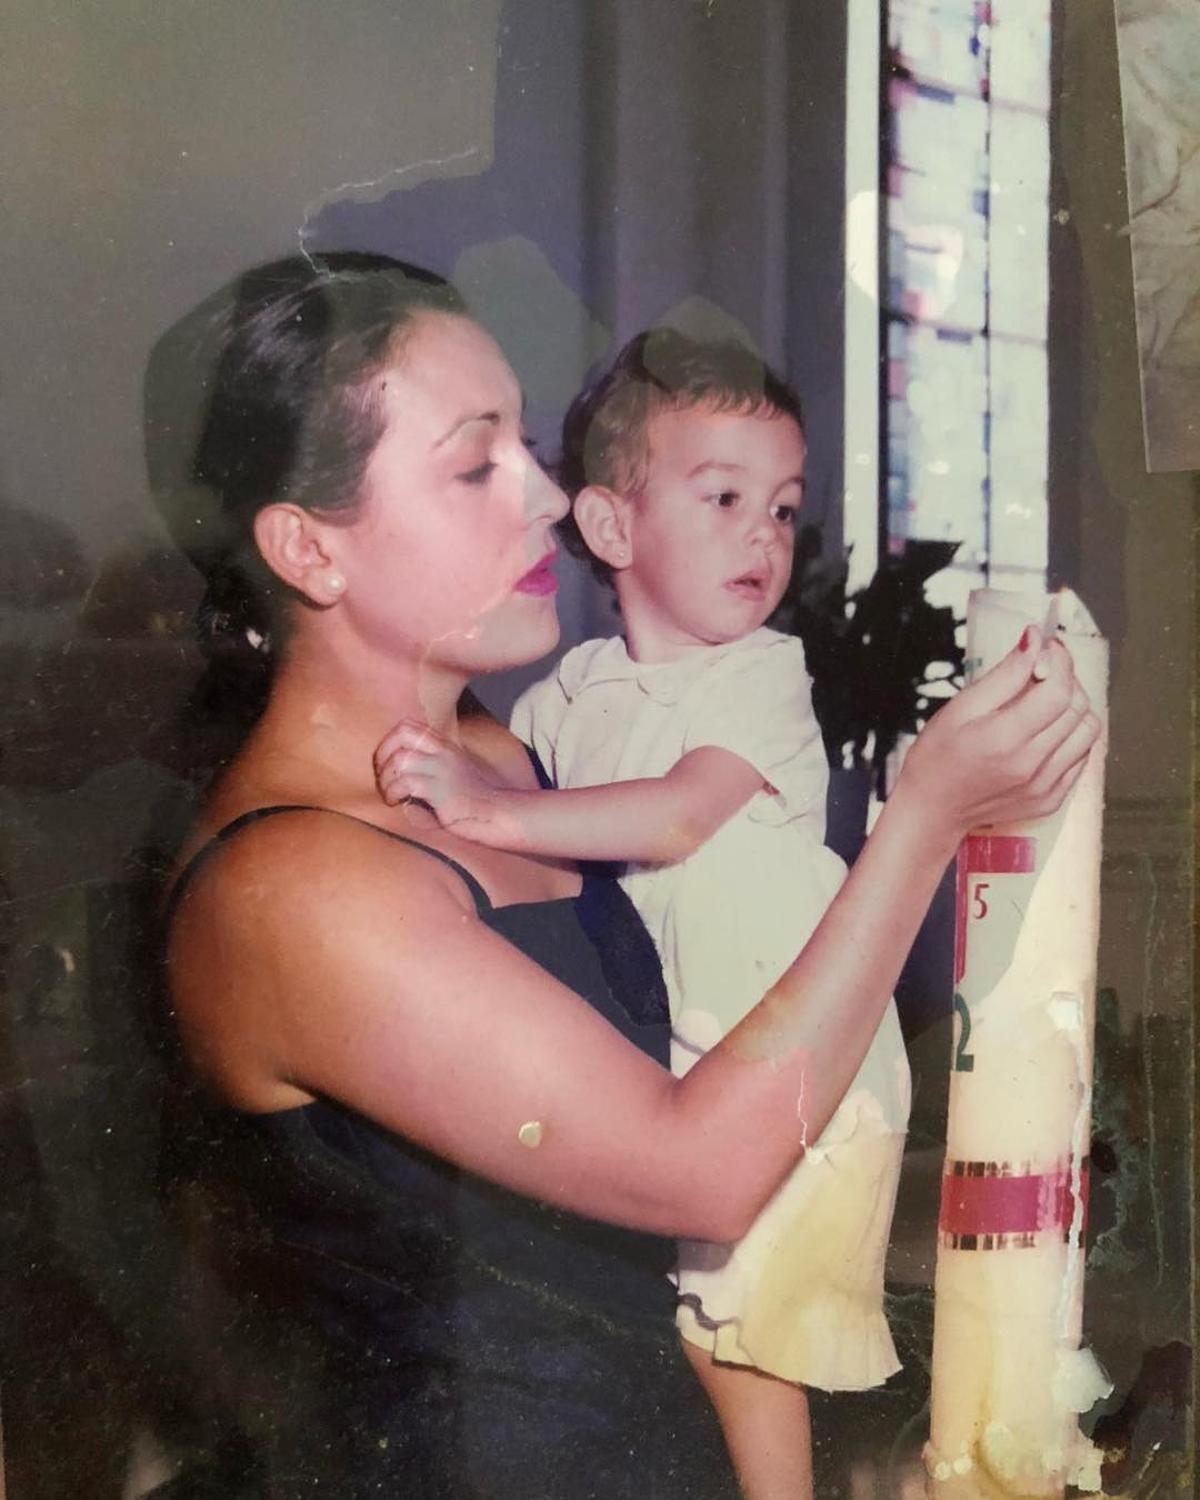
[{"left": 313, "top": 0, "right": 848, "bottom": 663}]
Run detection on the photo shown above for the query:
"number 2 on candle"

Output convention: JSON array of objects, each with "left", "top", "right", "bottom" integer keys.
[{"left": 953, "top": 992, "right": 975, "bottom": 1072}]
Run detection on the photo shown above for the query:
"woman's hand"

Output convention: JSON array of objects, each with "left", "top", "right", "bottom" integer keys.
[
  {"left": 375, "top": 719, "right": 527, "bottom": 847},
  {"left": 899, "top": 625, "right": 1102, "bottom": 844}
]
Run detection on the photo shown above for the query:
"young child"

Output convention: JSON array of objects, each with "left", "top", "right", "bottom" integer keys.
[{"left": 375, "top": 330, "right": 910, "bottom": 1500}]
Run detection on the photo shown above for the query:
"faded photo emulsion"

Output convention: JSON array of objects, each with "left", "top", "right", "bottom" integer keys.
[{"left": 0, "top": 4, "right": 1192, "bottom": 1497}]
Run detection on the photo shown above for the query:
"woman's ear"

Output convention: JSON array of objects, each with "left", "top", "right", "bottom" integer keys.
[
  {"left": 253, "top": 504, "right": 347, "bottom": 607},
  {"left": 572, "top": 485, "right": 635, "bottom": 572}
]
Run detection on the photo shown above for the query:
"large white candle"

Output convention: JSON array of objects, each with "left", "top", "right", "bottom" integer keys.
[{"left": 926, "top": 588, "right": 1112, "bottom": 1497}]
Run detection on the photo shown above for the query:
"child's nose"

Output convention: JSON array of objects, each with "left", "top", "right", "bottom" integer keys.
[{"left": 745, "top": 509, "right": 778, "bottom": 547}]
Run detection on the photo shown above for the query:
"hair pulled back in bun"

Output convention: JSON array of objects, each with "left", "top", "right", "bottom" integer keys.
[
  {"left": 193, "top": 252, "right": 463, "bottom": 653},
  {"left": 148, "top": 251, "right": 465, "bottom": 766}
]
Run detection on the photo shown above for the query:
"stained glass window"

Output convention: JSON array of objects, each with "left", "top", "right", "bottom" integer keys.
[{"left": 883, "top": 0, "right": 1051, "bottom": 608}]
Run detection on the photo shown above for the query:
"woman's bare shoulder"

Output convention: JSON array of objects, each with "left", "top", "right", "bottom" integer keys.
[
  {"left": 174, "top": 803, "right": 477, "bottom": 928},
  {"left": 166, "top": 805, "right": 485, "bottom": 1108}
]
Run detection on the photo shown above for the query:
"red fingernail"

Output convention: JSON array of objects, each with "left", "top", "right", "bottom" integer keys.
[{"left": 1019, "top": 625, "right": 1032, "bottom": 651}]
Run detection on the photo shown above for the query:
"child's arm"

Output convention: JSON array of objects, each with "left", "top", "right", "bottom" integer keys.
[{"left": 375, "top": 719, "right": 765, "bottom": 862}]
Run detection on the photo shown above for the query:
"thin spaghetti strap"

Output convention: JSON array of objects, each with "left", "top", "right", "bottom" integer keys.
[
  {"left": 524, "top": 743, "right": 554, "bottom": 790},
  {"left": 165, "top": 804, "right": 493, "bottom": 924}
]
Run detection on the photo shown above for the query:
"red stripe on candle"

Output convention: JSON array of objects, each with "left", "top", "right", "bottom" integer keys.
[
  {"left": 962, "top": 834, "right": 1038, "bottom": 877},
  {"left": 953, "top": 833, "right": 1039, "bottom": 983},
  {"left": 938, "top": 1160, "right": 1089, "bottom": 1240}
]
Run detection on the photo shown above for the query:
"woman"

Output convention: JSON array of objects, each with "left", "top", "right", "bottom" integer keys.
[{"left": 160, "top": 252, "right": 1098, "bottom": 1497}]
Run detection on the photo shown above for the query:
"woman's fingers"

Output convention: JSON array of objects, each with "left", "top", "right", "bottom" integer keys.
[
  {"left": 988, "top": 648, "right": 1096, "bottom": 815},
  {"left": 1031, "top": 646, "right": 1056, "bottom": 682},
  {"left": 1024, "top": 740, "right": 1092, "bottom": 821},
  {"left": 958, "top": 631, "right": 1081, "bottom": 736},
  {"left": 957, "top": 625, "right": 1042, "bottom": 717},
  {"left": 903, "top": 627, "right": 1098, "bottom": 841},
  {"left": 1023, "top": 682, "right": 1092, "bottom": 766},
  {"left": 971, "top": 706, "right": 1099, "bottom": 827},
  {"left": 1031, "top": 710, "right": 1102, "bottom": 800},
  {"left": 1002, "top": 641, "right": 1083, "bottom": 740}
]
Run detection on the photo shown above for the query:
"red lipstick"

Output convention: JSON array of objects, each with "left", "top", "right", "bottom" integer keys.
[{"left": 515, "top": 552, "right": 558, "bottom": 596}]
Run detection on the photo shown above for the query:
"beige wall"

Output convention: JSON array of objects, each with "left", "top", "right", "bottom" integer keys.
[
  {"left": 0, "top": 0, "right": 500, "bottom": 560},
  {"left": 1056, "top": 4, "right": 1195, "bottom": 1027}
]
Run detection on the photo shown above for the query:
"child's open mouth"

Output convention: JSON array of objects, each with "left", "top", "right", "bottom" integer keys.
[{"left": 725, "top": 571, "right": 769, "bottom": 600}]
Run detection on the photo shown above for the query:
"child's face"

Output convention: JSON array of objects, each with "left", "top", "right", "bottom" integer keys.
[{"left": 618, "top": 403, "right": 804, "bottom": 657}]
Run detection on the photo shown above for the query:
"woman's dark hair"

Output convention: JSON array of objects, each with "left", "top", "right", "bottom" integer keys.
[
  {"left": 557, "top": 328, "right": 806, "bottom": 586},
  {"left": 153, "top": 251, "right": 465, "bottom": 767},
  {"left": 193, "top": 251, "right": 464, "bottom": 655}
]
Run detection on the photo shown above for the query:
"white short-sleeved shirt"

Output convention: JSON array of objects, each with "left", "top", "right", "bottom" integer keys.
[
  {"left": 513, "top": 626, "right": 911, "bottom": 1387},
  {"left": 512, "top": 627, "right": 908, "bottom": 1135},
  {"left": 512, "top": 627, "right": 827, "bottom": 832}
]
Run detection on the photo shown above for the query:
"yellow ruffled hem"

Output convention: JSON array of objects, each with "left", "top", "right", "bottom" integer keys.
[
  {"left": 674, "top": 1128, "right": 907, "bottom": 1390},
  {"left": 677, "top": 1296, "right": 901, "bottom": 1392}
]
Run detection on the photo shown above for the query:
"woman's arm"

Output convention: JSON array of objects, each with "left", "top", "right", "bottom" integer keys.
[
  {"left": 376, "top": 722, "right": 763, "bottom": 861},
  {"left": 174, "top": 632, "right": 1098, "bottom": 1244}
]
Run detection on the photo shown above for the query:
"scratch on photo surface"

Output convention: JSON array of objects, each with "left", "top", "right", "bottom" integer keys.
[
  {"left": 1137, "top": 851, "right": 1166, "bottom": 1289},
  {"left": 298, "top": 146, "right": 486, "bottom": 265},
  {"left": 0, "top": 876, "right": 108, "bottom": 907},
  {"left": 795, "top": 1068, "right": 810, "bottom": 1151}
]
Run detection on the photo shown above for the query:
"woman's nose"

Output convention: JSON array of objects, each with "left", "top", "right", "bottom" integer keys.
[{"left": 524, "top": 452, "right": 570, "bottom": 525}]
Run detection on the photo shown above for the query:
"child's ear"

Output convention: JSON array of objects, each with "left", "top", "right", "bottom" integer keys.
[
  {"left": 573, "top": 485, "right": 635, "bottom": 572},
  {"left": 253, "top": 504, "right": 348, "bottom": 607}
]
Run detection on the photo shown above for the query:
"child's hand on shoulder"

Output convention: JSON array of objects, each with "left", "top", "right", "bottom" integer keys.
[{"left": 374, "top": 720, "right": 524, "bottom": 847}]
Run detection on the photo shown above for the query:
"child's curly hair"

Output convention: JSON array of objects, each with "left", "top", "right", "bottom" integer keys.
[{"left": 557, "top": 328, "right": 806, "bottom": 585}]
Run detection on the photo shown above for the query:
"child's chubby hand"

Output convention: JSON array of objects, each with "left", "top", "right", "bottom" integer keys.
[{"left": 374, "top": 720, "right": 524, "bottom": 847}]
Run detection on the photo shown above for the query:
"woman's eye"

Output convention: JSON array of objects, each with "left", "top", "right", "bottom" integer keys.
[{"left": 459, "top": 459, "right": 497, "bottom": 486}]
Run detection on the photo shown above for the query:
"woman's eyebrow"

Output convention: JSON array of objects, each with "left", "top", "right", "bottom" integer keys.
[
  {"left": 433, "top": 391, "right": 526, "bottom": 450},
  {"left": 433, "top": 411, "right": 501, "bottom": 449}
]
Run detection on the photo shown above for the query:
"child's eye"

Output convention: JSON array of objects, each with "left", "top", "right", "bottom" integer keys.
[
  {"left": 705, "top": 490, "right": 739, "bottom": 508},
  {"left": 459, "top": 459, "right": 497, "bottom": 486},
  {"left": 773, "top": 503, "right": 798, "bottom": 524}
]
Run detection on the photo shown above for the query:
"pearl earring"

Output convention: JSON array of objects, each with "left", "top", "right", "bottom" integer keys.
[{"left": 327, "top": 572, "right": 346, "bottom": 596}]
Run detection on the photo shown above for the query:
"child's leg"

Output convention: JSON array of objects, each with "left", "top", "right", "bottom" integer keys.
[{"left": 681, "top": 1335, "right": 813, "bottom": 1500}]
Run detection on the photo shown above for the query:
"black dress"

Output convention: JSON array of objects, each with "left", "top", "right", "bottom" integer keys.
[{"left": 164, "top": 806, "right": 738, "bottom": 1498}]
